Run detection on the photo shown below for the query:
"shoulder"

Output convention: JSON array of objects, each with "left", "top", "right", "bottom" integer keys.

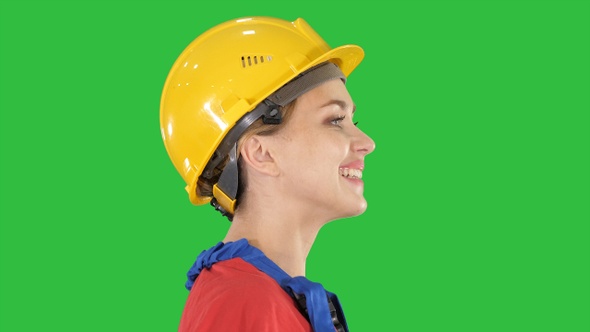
[
  {"left": 203, "top": 257, "right": 281, "bottom": 294},
  {"left": 193, "top": 258, "right": 292, "bottom": 310},
  {"left": 179, "top": 258, "right": 312, "bottom": 332}
]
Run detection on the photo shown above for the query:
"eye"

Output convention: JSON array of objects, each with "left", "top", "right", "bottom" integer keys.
[{"left": 330, "top": 115, "right": 346, "bottom": 126}]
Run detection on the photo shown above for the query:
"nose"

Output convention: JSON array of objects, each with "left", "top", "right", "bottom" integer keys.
[{"left": 352, "top": 126, "right": 376, "bottom": 156}]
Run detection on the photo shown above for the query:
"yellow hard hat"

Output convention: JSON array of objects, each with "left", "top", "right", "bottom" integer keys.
[{"left": 160, "top": 17, "right": 364, "bottom": 217}]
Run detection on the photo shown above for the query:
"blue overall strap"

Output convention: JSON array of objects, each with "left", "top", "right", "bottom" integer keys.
[
  {"left": 185, "top": 239, "right": 349, "bottom": 332},
  {"left": 285, "top": 277, "right": 336, "bottom": 332},
  {"left": 186, "top": 239, "right": 273, "bottom": 290}
]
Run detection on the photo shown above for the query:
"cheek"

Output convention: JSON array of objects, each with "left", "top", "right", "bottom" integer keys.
[
  {"left": 285, "top": 131, "right": 348, "bottom": 171},
  {"left": 283, "top": 133, "right": 322, "bottom": 166}
]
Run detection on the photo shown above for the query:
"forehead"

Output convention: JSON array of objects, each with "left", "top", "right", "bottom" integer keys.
[{"left": 294, "top": 79, "right": 353, "bottom": 110}]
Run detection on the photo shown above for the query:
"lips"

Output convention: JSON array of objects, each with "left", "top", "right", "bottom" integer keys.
[{"left": 340, "top": 160, "right": 364, "bottom": 169}]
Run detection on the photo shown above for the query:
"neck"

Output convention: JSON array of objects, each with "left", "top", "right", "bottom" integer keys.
[{"left": 223, "top": 203, "right": 323, "bottom": 277}]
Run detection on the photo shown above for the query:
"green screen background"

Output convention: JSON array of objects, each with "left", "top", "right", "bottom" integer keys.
[{"left": 1, "top": 0, "right": 588, "bottom": 331}]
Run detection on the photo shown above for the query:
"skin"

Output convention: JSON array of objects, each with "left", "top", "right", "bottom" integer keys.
[{"left": 223, "top": 78, "right": 375, "bottom": 278}]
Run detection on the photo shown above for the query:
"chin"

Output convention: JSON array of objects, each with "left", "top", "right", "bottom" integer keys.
[
  {"left": 340, "top": 199, "right": 368, "bottom": 219},
  {"left": 352, "top": 201, "right": 368, "bottom": 216}
]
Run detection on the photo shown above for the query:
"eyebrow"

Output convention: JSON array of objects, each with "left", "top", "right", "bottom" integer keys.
[{"left": 319, "top": 99, "right": 356, "bottom": 113}]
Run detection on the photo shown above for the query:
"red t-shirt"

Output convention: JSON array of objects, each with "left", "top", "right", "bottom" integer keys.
[{"left": 179, "top": 257, "right": 313, "bottom": 332}]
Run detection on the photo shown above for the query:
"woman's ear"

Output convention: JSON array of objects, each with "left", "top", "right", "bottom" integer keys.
[{"left": 239, "top": 135, "right": 280, "bottom": 177}]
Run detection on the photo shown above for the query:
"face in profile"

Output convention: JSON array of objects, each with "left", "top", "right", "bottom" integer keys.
[{"left": 268, "top": 79, "right": 376, "bottom": 222}]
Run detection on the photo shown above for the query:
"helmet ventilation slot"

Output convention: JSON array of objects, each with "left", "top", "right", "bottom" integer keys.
[{"left": 241, "top": 55, "right": 272, "bottom": 68}]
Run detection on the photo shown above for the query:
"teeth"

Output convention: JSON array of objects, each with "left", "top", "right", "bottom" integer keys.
[{"left": 339, "top": 168, "right": 363, "bottom": 179}]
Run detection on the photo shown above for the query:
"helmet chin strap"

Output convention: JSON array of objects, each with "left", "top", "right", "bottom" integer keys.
[{"left": 211, "top": 144, "right": 238, "bottom": 220}]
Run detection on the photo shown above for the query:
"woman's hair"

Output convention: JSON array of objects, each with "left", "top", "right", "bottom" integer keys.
[{"left": 196, "top": 100, "right": 297, "bottom": 207}]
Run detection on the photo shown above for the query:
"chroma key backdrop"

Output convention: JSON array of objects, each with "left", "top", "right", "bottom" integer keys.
[{"left": 1, "top": 1, "right": 588, "bottom": 331}]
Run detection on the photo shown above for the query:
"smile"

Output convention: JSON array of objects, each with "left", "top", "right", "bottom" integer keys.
[{"left": 339, "top": 168, "right": 363, "bottom": 179}]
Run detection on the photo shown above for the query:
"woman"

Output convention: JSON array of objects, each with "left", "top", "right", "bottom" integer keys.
[{"left": 160, "top": 17, "right": 375, "bottom": 332}]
